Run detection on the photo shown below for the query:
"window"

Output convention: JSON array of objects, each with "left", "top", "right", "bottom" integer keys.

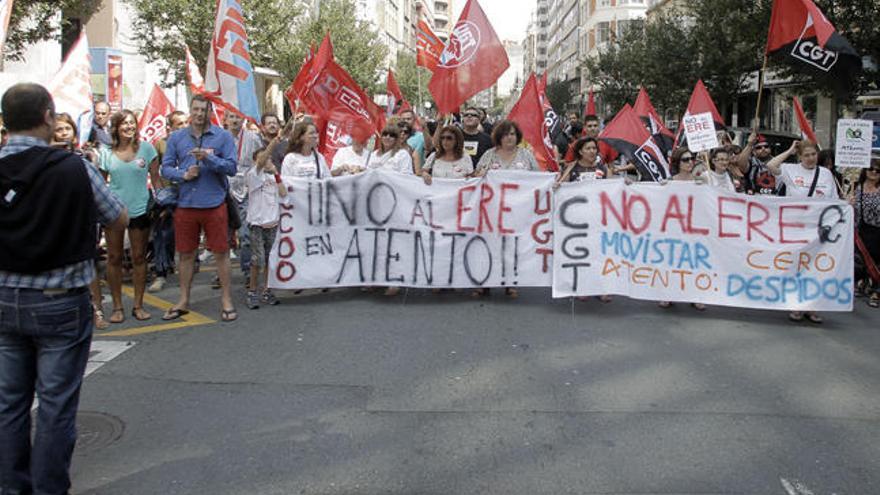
[{"left": 596, "top": 21, "right": 610, "bottom": 44}]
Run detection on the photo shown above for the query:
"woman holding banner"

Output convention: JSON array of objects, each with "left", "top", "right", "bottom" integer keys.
[
  {"left": 330, "top": 136, "right": 371, "bottom": 176},
  {"left": 281, "top": 122, "right": 330, "bottom": 179},
  {"left": 368, "top": 125, "right": 414, "bottom": 176},
  {"left": 706, "top": 148, "right": 738, "bottom": 192},
  {"left": 659, "top": 147, "right": 707, "bottom": 311},
  {"left": 421, "top": 126, "right": 473, "bottom": 184},
  {"left": 558, "top": 137, "right": 613, "bottom": 304},
  {"left": 768, "top": 140, "right": 838, "bottom": 323},
  {"left": 850, "top": 155, "right": 880, "bottom": 308},
  {"left": 99, "top": 110, "right": 160, "bottom": 323},
  {"left": 475, "top": 120, "right": 539, "bottom": 175},
  {"left": 51, "top": 113, "right": 110, "bottom": 330}
]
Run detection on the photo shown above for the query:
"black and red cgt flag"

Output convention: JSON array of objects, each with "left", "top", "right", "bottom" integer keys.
[
  {"left": 600, "top": 104, "right": 670, "bottom": 182},
  {"left": 634, "top": 87, "right": 675, "bottom": 160},
  {"left": 766, "top": 0, "right": 861, "bottom": 95}
]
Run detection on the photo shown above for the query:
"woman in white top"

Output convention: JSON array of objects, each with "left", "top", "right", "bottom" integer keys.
[
  {"left": 659, "top": 147, "right": 707, "bottom": 311},
  {"left": 281, "top": 122, "right": 330, "bottom": 179},
  {"left": 421, "top": 125, "right": 473, "bottom": 184},
  {"left": 767, "top": 140, "right": 837, "bottom": 325},
  {"left": 768, "top": 140, "right": 838, "bottom": 199},
  {"left": 368, "top": 125, "right": 413, "bottom": 175},
  {"left": 706, "top": 148, "right": 737, "bottom": 192},
  {"left": 331, "top": 136, "right": 371, "bottom": 176},
  {"left": 475, "top": 120, "right": 539, "bottom": 175}
]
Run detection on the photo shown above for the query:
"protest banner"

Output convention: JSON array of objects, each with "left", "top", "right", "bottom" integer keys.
[
  {"left": 835, "top": 119, "right": 873, "bottom": 169},
  {"left": 683, "top": 112, "right": 719, "bottom": 153},
  {"left": 552, "top": 180, "right": 853, "bottom": 312},
  {"left": 269, "top": 170, "right": 556, "bottom": 290}
]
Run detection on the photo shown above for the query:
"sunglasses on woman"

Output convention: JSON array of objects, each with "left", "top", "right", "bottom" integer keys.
[
  {"left": 680, "top": 156, "right": 694, "bottom": 162},
  {"left": 440, "top": 135, "right": 455, "bottom": 141}
]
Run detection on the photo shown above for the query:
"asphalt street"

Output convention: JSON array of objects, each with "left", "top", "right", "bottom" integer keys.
[{"left": 70, "top": 267, "right": 880, "bottom": 494}]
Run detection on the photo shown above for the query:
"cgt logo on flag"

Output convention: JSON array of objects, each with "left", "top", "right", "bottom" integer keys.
[
  {"left": 791, "top": 15, "right": 838, "bottom": 71},
  {"left": 635, "top": 138, "right": 669, "bottom": 182},
  {"left": 440, "top": 21, "right": 481, "bottom": 68}
]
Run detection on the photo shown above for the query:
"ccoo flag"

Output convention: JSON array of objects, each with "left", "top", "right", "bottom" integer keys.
[
  {"left": 138, "top": 84, "right": 176, "bottom": 145},
  {"left": 766, "top": 0, "right": 860, "bottom": 95},
  {"left": 428, "top": 0, "right": 509, "bottom": 114},
  {"left": 205, "top": 0, "right": 261, "bottom": 122},
  {"left": 601, "top": 104, "right": 670, "bottom": 182}
]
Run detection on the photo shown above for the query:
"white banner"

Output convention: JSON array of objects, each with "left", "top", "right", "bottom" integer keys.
[
  {"left": 552, "top": 180, "right": 854, "bottom": 312},
  {"left": 269, "top": 170, "right": 556, "bottom": 289}
]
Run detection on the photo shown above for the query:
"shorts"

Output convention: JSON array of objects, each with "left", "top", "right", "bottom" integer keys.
[
  {"left": 128, "top": 213, "right": 151, "bottom": 230},
  {"left": 174, "top": 204, "right": 228, "bottom": 253},
  {"left": 249, "top": 224, "right": 278, "bottom": 268}
]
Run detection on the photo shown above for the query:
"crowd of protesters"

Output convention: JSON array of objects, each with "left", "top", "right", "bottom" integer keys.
[{"left": 3, "top": 90, "right": 878, "bottom": 327}]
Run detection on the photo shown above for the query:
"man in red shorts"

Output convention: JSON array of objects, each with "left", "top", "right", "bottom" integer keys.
[{"left": 160, "top": 95, "right": 238, "bottom": 321}]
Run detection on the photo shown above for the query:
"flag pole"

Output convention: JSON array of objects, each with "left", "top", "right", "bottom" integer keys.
[
  {"left": 417, "top": 65, "right": 423, "bottom": 116},
  {"left": 753, "top": 52, "right": 769, "bottom": 131}
]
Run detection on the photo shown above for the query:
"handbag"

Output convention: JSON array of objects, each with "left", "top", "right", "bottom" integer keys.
[{"left": 225, "top": 192, "right": 242, "bottom": 230}]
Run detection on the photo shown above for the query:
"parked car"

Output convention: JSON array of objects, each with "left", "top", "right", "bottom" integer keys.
[{"left": 860, "top": 111, "right": 880, "bottom": 151}]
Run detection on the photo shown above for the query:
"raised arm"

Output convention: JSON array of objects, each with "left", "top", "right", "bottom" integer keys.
[{"left": 766, "top": 140, "right": 799, "bottom": 176}]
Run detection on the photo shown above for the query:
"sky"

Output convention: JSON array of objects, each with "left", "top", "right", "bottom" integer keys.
[{"left": 452, "top": 0, "right": 533, "bottom": 43}]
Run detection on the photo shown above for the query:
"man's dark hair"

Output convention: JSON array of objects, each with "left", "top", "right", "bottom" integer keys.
[
  {"left": 584, "top": 114, "right": 600, "bottom": 124},
  {"left": 1, "top": 83, "right": 54, "bottom": 132},
  {"left": 191, "top": 94, "right": 213, "bottom": 110},
  {"left": 569, "top": 122, "right": 583, "bottom": 136},
  {"left": 572, "top": 137, "right": 598, "bottom": 159},
  {"left": 94, "top": 100, "right": 110, "bottom": 112},
  {"left": 261, "top": 112, "right": 279, "bottom": 126}
]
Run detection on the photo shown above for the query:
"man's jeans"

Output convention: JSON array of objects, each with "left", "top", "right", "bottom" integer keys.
[
  {"left": 0, "top": 287, "right": 93, "bottom": 495},
  {"left": 236, "top": 198, "right": 251, "bottom": 276},
  {"left": 152, "top": 207, "right": 176, "bottom": 277}
]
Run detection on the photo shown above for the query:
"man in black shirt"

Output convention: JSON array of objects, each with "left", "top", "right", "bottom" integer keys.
[
  {"left": 735, "top": 132, "right": 777, "bottom": 195},
  {"left": 460, "top": 108, "right": 493, "bottom": 167}
]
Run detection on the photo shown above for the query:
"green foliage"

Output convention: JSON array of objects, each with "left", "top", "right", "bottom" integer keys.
[
  {"left": 392, "top": 52, "right": 433, "bottom": 110},
  {"left": 127, "top": 0, "right": 302, "bottom": 87},
  {"left": 582, "top": 0, "right": 879, "bottom": 119},
  {"left": 3, "top": 0, "right": 103, "bottom": 61},
  {"left": 270, "top": 0, "right": 388, "bottom": 93},
  {"left": 545, "top": 79, "right": 572, "bottom": 114}
]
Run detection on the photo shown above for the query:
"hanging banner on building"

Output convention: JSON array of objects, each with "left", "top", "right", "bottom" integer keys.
[
  {"left": 269, "top": 170, "right": 556, "bottom": 290},
  {"left": 552, "top": 180, "right": 854, "bottom": 312}
]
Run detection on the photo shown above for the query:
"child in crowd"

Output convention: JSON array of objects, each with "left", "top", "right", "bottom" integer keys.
[{"left": 245, "top": 140, "right": 287, "bottom": 309}]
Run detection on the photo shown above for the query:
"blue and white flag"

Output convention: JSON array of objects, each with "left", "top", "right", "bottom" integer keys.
[{"left": 204, "top": 0, "right": 261, "bottom": 122}]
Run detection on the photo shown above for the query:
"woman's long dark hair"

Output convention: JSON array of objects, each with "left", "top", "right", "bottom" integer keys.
[{"left": 110, "top": 109, "right": 141, "bottom": 152}]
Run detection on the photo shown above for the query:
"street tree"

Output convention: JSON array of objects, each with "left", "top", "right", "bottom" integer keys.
[
  {"left": 545, "top": 80, "right": 573, "bottom": 116},
  {"left": 392, "top": 52, "right": 433, "bottom": 111},
  {"left": 272, "top": 0, "right": 388, "bottom": 94},
  {"left": 3, "top": 0, "right": 103, "bottom": 61}
]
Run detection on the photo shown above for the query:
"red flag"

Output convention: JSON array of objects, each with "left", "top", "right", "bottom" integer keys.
[
  {"left": 600, "top": 104, "right": 669, "bottom": 182},
  {"left": 416, "top": 19, "right": 444, "bottom": 72},
  {"left": 674, "top": 80, "right": 725, "bottom": 148},
  {"left": 508, "top": 73, "right": 558, "bottom": 172},
  {"left": 428, "top": 0, "right": 509, "bottom": 114},
  {"left": 286, "top": 36, "right": 330, "bottom": 113},
  {"left": 295, "top": 35, "right": 385, "bottom": 163},
  {"left": 386, "top": 69, "right": 411, "bottom": 116},
  {"left": 792, "top": 96, "right": 819, "bottom": 145},
  {"left": 585, "top": 89, "right": 596, "bottom": 116},
  {"left": 634, "top": 87, "right": 675, "bottom": 157},
  {"left": 765, "top": 0, "right": 860, "bottom": 95},
  {"left": 138, "top": 84, "right": 176, "bottom": 145}
]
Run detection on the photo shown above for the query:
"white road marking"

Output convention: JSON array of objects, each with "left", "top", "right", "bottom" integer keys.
[
  {"left": 31, "top": 341, "right": 134, "bottom": 411},
  {"left": 781, "top": 478, "right": 817, "bottom": 495}
]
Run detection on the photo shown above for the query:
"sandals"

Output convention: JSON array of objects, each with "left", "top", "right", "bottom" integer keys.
[
  {"left": 788, "top": 311, "right": 804, "bottom": 322},
  {"left": 162, "top": 308, "right": 190, "bottom": 321},
  {"left": 691, "top": 303, "right": 707, "bottom": 312},
  {"left": 505, "top": 288, "right": 519, "bottom": 299},
  {"left": 383, "top": 287, "right": 400, "bottom": 296},
  {"left": 93, "top": 306, "right": 110, "bottom": 330},
  {"left": 868, "top": 296, "right": 880, "bottom": 308},
  {"left": 108, "top": 308, "right": 125, "bottom": 324},
  {"left": 805, "top": 312, "right": 823, "bottom": 324},
  {"left": 131, "top": 307, "right": 152, "bottom": 321},
  {"left": 598, "top": 295, "right": 613, "bottom": 304},
  {"left": 471, "top": 288, "right": 489, "bottom": 298},
  {"left": 221, "top": 308, "right": 238, "bottom": 322},
  {"left": 658, "top": 301, "right": 672, "bottom": 309}
]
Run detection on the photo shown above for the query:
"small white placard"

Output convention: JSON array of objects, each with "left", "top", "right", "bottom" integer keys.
[
  {"left": 683, "top": 112, "right": 719, "bottom": 153},
  {"left": 835, "top": 119, "right": 873, "bottom": 168}
]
